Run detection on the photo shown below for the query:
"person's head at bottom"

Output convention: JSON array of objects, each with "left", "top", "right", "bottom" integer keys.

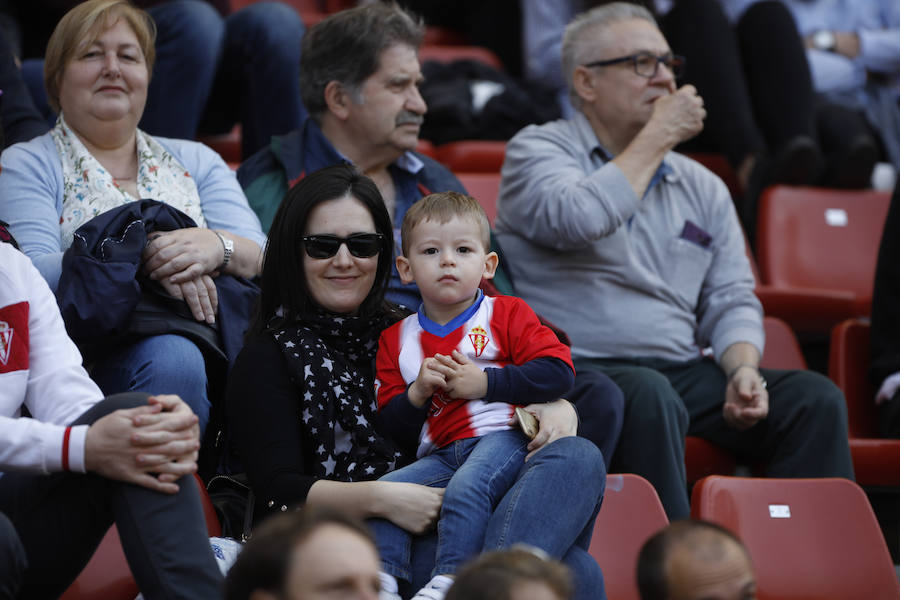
[
  {"left": 223, "top": 506, "right": 381, "bottom": 600},
  {"left": 637, "top": 519, "right": 757, "bottom": 600},
  {"left": 444, "top": 546, "right": 574, "bottom": 600}
]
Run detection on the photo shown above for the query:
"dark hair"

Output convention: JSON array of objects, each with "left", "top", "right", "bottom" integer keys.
[
  {"left": 223, "top": 506, "right": 376, "bottom": 600},
  {"left": 637, "top": 519, "right": 749, "bottom": 600},
  {"left": 251, "top": 163, "right": 394, "bottom": 334},
  {"left": 300, "top": 1, "right": 424, "bottom": 122},
  {"left": 445, "top": 547, "right": 573, "bottom": 600}
]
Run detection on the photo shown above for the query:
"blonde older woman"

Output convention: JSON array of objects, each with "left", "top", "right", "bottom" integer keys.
[{"left": 0, "top": 0, "right": 266, "bottom": 432}]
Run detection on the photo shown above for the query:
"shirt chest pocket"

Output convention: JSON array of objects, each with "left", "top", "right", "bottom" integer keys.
[{"left": 662, "top": 237, "right": 713, "bottom": 307}]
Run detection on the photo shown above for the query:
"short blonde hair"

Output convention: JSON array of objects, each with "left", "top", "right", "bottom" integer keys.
[
  {"left": 44, "top": 0, "right": 156, "bottom": 113},
  {"left": 401, "top": 191, "right": 491, "bottom": 256}
]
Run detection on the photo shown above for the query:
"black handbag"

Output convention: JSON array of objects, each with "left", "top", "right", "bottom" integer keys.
[{"left": 206, "top": 473, "right": 255, "bottom": 542}]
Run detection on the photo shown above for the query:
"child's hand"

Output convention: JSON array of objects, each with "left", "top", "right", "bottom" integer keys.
[
  {"left": 435, "top": 350, "right": 488, "bottom": 400},
  {"left": 408, "top": 358, "right": 448, "bottom": 408}
]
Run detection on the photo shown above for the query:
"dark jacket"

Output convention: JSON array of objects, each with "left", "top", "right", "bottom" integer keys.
[{"left": 55, "top": 199, "right": 258, "bottom": 368}]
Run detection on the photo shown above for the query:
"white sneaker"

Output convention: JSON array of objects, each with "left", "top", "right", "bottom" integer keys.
[
  {"left": 379, "top": 571, "right": 402, "bottom": 600},
  {"left": 411, "top": 575, "right": 454, "bottom": 600}
]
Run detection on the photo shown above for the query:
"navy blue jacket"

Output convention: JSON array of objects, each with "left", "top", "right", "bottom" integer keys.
[{"left": 55, "top": 199, "right": 258, "bottom": 368}]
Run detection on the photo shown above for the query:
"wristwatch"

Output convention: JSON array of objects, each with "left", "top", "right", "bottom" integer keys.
[
  {"left": 812, "top": 30, "right": 837, "bottom": 52},
  {"left": 214, "top": 230, "right": 234, "bottom": 271}
]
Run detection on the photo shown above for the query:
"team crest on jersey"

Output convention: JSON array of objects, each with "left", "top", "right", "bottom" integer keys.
[
  {"left": 0, "top": 301, "right": 29, "bottom": 373},
  {"left": 0, "top": 321, "right": 12, "bottom": 365},
  {"left": 468, "top": 325, "right": 489, "bottom": 358}
]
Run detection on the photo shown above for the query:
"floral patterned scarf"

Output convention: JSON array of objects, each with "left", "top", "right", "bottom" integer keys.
[{"left": 51, "top": 114, "right": 206, "bottom": 249}]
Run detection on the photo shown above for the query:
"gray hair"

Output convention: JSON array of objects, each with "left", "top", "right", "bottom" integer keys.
[
  {"left": 561, "top": 2, "right": 657, "bottom": 109},
  {"left": 300, "top": 2, "right": 425, "bottom": 122}
]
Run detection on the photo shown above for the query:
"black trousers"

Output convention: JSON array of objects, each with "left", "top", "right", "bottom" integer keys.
[
  {"left": 0, "top": 393, "right": 222, "bottom": 600},
  {"left": 662, "top": 0, "right": 816, "bottom": 167},
  {"left": 576, "top": 357, "right": 855, "bottom": 520}
]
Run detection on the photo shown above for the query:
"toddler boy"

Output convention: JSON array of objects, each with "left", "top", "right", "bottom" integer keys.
[{"left": 373, "top": 192, "right": 575, "bottom": 600}]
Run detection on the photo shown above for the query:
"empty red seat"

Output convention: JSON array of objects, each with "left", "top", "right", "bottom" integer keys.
[
  {"left": 589, "top": 474, "right": 668, "bottom": 600},
  {"left": 435, "top": 140, "right": 506, "bottom": 172},
  {"left": 456, "top": 172, "right": 501, "bottom": 225},
  {"left": 755, "top": 185, "right": 891, "bottom": 334},
  {"left": 829, "top": 318, "right": 900, "bottom": 487},
  {"left": 692, "top": 476, "right": 900, "bottom": 600}
]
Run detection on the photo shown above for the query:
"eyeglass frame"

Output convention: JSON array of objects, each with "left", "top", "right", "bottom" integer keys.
[
  {"left": 300, "top": 233, "right": 385, "bottom": 259},
  {"left": 582, "top": 51, "right": 685, "bottom": 78}
]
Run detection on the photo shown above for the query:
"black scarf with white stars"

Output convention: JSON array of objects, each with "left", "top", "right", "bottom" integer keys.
[{"left": 272, "top": 309, "right": 403, "bottom": 482}]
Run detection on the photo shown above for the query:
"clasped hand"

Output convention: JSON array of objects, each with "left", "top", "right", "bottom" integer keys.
[
  {"left": 84, "top": 394, "right": 200, "bottom": 494},
  {"left": 408, "top": 350, "right": 488, "bottom": 407},
  {"left": 143, "top": 228, "right": 221, "bottom": 323}
]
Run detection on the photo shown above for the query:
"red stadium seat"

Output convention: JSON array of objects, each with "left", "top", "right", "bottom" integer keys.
[
  {"left": 691, "top": 476, "right": 900, "bottom": 600},
  {"left": 683, "top": 152, "right": 742, "bottom": 200},
  {"left": 456, "top": 172, "right": 501, "bottom": 225},
  {"left": 755, "top": 185, "right": 891, "bottom": 334},
  {"left": 61, "top": 475, "right": 221, "bottom": 600},
  {"left": 415, "top": 138, "right": 437, "bottom": 159},
  {"left": 589, "top": 474, "right": 668, "bottom": 600},
  {"left": 684, "top": 316, "right": 806, "bottom": 483},
  {"left": 197, "top": 124, "right": 242, "bottom": 165},
  {"left": 435, "top": 140, "right": 506, "bottom": 172},
  {"left": 829, "top": 319, "right": 900, "bottom": 487}
]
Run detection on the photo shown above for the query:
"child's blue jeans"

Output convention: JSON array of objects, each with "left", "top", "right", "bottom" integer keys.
[{"left": 370, "top": 428, "right": 529, "bottom": 582}]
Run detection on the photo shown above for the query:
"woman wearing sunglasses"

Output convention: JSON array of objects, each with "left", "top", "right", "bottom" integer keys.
[{"left": 226, "top": 163, "right": 607, "bottom": 600}]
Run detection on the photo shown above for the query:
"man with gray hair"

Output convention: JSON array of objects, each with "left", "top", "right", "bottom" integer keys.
[{"left": 494, "top": 2, "right": 854, "bottom": 519}]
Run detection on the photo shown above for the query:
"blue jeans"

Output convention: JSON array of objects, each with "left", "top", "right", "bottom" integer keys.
[
  {"left": 90, "top": 334, "right": 210, "bottom": 434},
  {"left": 393, "top": 436, "right": 607, "bottom": 600},
  {"left": 22, "top": 1, "right": 305, "bottom": 158},
  {"left": 371, "top": 430, "right": 530, "bottom": 581}
]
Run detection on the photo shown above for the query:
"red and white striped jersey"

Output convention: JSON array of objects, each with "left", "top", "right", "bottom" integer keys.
[{"left": 376, "top": 293, "right": 572, "bottom": 457}]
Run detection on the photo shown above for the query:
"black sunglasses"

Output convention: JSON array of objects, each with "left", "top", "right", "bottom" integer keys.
[
  {"left": 301, "top": 233, "right": 384, "bottom": 259},
  {"left": 583, "top": 51, "right": 685, "bottom": 78}
]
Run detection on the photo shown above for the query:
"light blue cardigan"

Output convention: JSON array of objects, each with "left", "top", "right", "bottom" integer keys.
[{"left": 0, "top": 132, "right": 267, "bottom": 290}]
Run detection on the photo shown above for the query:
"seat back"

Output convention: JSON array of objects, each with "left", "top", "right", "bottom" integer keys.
[
  {"left": 756, "top": 186, "right": 890, "bottom": 312},
  {"left": 589, "top": 474, "right": 669, "bottom": 600},
  {"left": 829, "top": 318, "right": 876, "bottom": 438},
  {"left": 435, "top": 140, "right": 506, "bottom": 172},
  {"left": 759, "top": 316, "right": 806, "bottom": 370},
  {"left": 456, "top": 172, "right": 501, "bottom": 225},
  {"left": 691, "top": 476, "right": 900, "bottom": 600}
]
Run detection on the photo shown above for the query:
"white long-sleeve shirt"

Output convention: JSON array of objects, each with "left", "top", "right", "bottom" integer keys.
[{"left": 0, "top": 242, "right": 101, "bottom": 474}]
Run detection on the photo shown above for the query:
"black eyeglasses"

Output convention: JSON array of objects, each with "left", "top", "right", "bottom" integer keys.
[
  {"left": 583, "top": 52, "right": 685, "bottom": 78},
  {"left": 301, "top": 233, "right": 384, "bottom": 259}
]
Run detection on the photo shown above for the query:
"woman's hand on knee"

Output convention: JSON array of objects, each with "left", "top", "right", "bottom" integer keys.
[
  {"left": 517, "top": 399, "right": 578, "bottom": 461},
  {"left": 377, "top": 481, "right": 444, "bottom": 534}
]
